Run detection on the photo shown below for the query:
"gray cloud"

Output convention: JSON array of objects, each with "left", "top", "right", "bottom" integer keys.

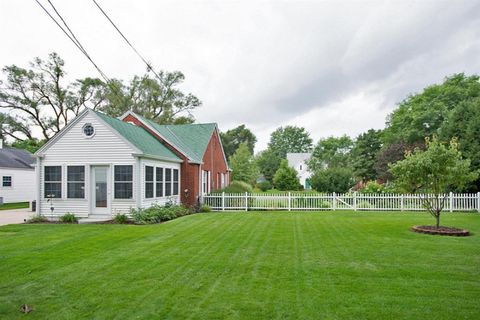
[{"left": 1, "top": 0, "right": 479, "bottom": 151}]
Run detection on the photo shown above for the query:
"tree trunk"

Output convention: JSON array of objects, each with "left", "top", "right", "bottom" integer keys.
[{"left": 435, "top": 214, "right": 440, "bottom": 228}]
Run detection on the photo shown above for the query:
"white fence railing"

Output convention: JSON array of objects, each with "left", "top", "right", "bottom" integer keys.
[{"left": 201, "top": 192, "right": 480, "bottom": 212}]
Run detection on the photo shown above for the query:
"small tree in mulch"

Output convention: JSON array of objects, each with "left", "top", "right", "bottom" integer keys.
[{"left": 390, "top": 136, "right": 478, "bottom": 231}]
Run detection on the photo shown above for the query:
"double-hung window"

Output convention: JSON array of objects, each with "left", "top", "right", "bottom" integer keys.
[
  {"left": 44, "top": 166, "right": 62, "bottom": 198},
  {"left": 165, "top": 168, "right": 172, "bottom": 196},
  {"left": 114, "top": 165, "right": 133, "bottom": 199},
  {"left": 156, "top": 167, "right": 163, "bottom": 197},
  {"left": 173, "top": 169, "right": 179, "bottom": 195},
  {"left": 145, "top": 166, "right": 154, "bottom": 198},
  {"left": 67, "top": 166, "right": 85, "bottom": 198},
  {"left": 2, "top": 176, "right": 12, "bottom": 187}
]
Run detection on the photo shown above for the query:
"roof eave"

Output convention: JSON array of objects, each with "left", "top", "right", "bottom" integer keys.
[{"left": 132, "top": 153, "right": 184, "bottom": 163}]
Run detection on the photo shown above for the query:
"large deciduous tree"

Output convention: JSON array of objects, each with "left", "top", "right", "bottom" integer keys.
[
  {"left": 383, "top": 73, "right": 480, "bottom": 145},
  {"left": 268, "top": 126, "right": 313, "bottom": 158},
  {"left": 375, "top": 140, "right": 425, "bottom": 182},
  {"left": 308, "top": 135, "right": 353, "bottom": 171},
  {"left": 351, "top": 129, "right": 383, "bottom": 181},
  {"left": 255, "top": 149, "right": 283, "bottom": 184},
  {"left": 0, "top": 53, "right": 201, "bottom": 143},
  {"left": 390, "top": 137, "right": 477, "bottom": 228},
  {"left": 220, "top": 125, "right": 257, "bottom": 160},
  {"left": 256, "top": 126, "right": 312, "bottom": 183}
]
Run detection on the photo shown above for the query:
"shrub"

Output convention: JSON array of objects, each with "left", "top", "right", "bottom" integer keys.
[
  {"left": 218, "top": 180, "right": 253, "bottom": 194},
  {"left": 273, "top": 159, "right": 301, "bottom": 191},
  {"left": 60, "top": 213, "right": 78, "bottom": 223},
  {"left": 200, "top": 205, "right": 212, "bottom": 213},
  {"left": 311, "top": 167, "right": 355, "bottom": 193},
  {"left": 359, "top": 181, "right": 385, "bottom": 194},
  {"left": 113, "top": 213, "right": 129, "bottom": 224},
  {"left": 27, "top": 214, "right": 49, "bottom": 223},
  {"left": 131, "top": 204, "right": 191, "bottom": 224},
  {"left": 256, "top": 181, "right": 272, "bottom": 192}
]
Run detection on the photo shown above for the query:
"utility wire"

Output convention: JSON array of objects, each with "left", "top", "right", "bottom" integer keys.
[
  {"left": 92, "top": 0, "right": 164, "bottom": 83},
  {"left": 34, "top": 0, "right": 111, "bottom": 83}
]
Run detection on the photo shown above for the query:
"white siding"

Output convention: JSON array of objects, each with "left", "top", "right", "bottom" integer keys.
[
  {"left": 140, "top": 158, "right": 181, "bottom": 208},
  {"left": 39, "top": 112, "right": 138, "bottom": 217},
  {"left": 0, "top": 167, "right": 35, "bottom": 203}
]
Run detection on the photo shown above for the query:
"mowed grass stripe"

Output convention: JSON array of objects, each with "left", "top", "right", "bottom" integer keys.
[{"left": 0, "top": 211, "right": 479, "bottom": 319}]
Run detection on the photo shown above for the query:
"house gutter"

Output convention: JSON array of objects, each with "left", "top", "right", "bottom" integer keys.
[{"left": 132, "top": 153, "right": 184, "bottom": 163}]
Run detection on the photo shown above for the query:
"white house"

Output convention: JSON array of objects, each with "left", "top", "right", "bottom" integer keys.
[
  {"left": 0, "top": 141, "right": 36, "bottom": 204},
  {"left": 287, "top": 153, "right": 312, "bottom": 189},
  {"left": 35, "top": 109, "right": 183, "bottom": 221},
  {"left": 34, "top": 108, "right": 230, "bottom": 222}
]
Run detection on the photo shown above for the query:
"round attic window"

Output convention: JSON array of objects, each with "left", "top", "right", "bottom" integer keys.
[{"left": 83, "top": 124, "right": 95, "bottom": 137}]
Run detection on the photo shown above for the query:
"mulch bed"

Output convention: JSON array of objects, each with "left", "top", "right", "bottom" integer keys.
[{"left": 411, "top": 225, "right": 470, "bottom": 237}]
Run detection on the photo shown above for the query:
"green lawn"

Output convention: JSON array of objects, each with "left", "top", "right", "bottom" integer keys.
[
  {"left": 1, "top": 211, "right": 479, "bottom": 319},
  {"left": 0, "top": 202, "right": 29, "bottom": 210}
]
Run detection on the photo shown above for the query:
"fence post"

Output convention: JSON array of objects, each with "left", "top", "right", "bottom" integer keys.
[
  {"left": 288, "top": 192, "right": 291, "bottom": 211},
  {"left": 353, "top": 192, "right": 357, "bottom": 211},
  {"left": 477, "top": 192, "right": 480, "bottom": 213},
  {"left": 245, "top": 192, "right": 248, "bottom": 211},
  {"left": 333, "top": 192, "right": 337, "bottom": 211},
  {"left": 401, "top": 194, "right": 404, "bottom": 212},
  {"left": 222, "top": 192, "right": 225, "bottom": 211},
  {"left": 449, "top": 192, "right": 453, "bottom": 212}
]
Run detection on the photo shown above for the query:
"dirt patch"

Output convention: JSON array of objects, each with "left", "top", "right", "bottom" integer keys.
[{"left": 411, "top": 225, "right": 470, "bottom": 237}]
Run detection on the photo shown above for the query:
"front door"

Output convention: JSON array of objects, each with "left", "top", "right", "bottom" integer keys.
[{"left": 91, "top": 166, "right": 109, "bottom": 215}]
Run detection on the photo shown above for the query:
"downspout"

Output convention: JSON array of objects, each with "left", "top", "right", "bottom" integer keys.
[{"left": 36, "top": 156, "right": 42, "bottom": 215}]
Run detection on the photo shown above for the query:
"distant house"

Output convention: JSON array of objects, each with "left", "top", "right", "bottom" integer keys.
[
  {"left": 34, "top": 109, "right": 229, "bottom": 221},
  {"left": 0, "top": 141, "right": 36, "bottom": 204},
  {"left": 287, "top": 153, "right": 312, "bottom": 189}
]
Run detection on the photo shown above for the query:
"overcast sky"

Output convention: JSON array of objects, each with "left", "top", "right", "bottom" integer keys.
[{"left": 1, "top": 0, "right": 479, "bottom": 151}]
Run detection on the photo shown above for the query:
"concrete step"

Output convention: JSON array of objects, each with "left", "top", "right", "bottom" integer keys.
[{"left": 79, "top": 215, "right": 112, "bottom": 224}]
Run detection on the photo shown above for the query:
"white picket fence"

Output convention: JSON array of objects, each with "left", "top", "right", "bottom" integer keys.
[{"left": 201, "top": 192, "right": 480, "bottom": 212}]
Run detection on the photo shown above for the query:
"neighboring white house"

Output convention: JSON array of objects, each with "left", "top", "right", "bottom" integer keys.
[
  {"left": 0, "top": 141, "right": 36, "bottom": 204},
  {"left": 35, "top": 109, "right": 182, "bottom": 221},
  {"left": 287, "top": 153, "right": 312, "bottom": 189}
]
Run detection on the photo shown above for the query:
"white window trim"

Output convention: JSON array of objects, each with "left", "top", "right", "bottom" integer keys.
[
  {"left": 144, "top": 165, "right": 154, "bottom": 199},
  {"left": 2, "top": 175, "right": 12, "bottom": 188},
  {"left": 113, "top": 165, "right": 134, "bottom": 200},
  {"left": 82, "top": 123, "right": 96, "bottom": 138},
  {"left": 44, "top": 165, "right": 63, "bottom": 199},
  {"left": 66, "top": 165, "right": 86, "bottom": 199}
]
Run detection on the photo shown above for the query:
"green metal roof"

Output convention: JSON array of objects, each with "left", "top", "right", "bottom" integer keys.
[
  {"left": 137, "top": 115, "right": 217, "bottom": 163},
  {"left": 94, "top": 111, "right": 182, "bottom": 162}
]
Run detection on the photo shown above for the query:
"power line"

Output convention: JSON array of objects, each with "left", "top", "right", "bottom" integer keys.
[
  {"left": 92, "top": 0, "right": 164, "bottom": 83},
  {"left": 34, "top": 0, "right": 111, "bottom": 83}
]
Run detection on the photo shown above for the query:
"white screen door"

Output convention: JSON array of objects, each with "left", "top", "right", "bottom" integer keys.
[{"left": 91, "top": 166, "right": 109, "bottom": 214}]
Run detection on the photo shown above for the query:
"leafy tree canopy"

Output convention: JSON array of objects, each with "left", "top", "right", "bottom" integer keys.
[
  {"left": 310, "top": 167, "right": 355, "bottom": 193},
  {"left": 374, "top": 140, "right": 425, "bottom": 182},
  {"left": 351, "top": 129, "right": 383, "bottom": 181},
  {"left": 273, "top": 159, "right": 301, "bottom": 191},
  {"left": 390, "top": 136, "right": 478, "bottom": 227},
  {"left": 268, "top": 126, "right": 313, "bottom": 159},
  {"left": 220, "top": 124, "right": 257, "bottom": 160},
  {"left": 0, "top": 53, "right": 201, "bottom": 142},
  {"left": 230, "top": 143, "right": 258, "bottom": 185},
  {"left": 309, "top": 135, "right": 353, "bottom": 171},
  {"left": 383, "top": 73, "right": 480, "bottom": 145},
  {"left": 255, "top": 148, "right": 282, "bottom": 184}
]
